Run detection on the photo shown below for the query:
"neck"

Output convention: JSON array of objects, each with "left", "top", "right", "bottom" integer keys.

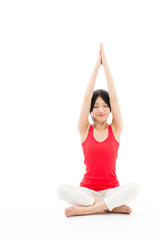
[{"left": 93, "top": 121, "right": 108, "bottom": 131}]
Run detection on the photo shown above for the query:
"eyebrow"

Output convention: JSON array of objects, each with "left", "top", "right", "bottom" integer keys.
[{"left": 95, "top": 103, "right": 107, "bottom": 105}]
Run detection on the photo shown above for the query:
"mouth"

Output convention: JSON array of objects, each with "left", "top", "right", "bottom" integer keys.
[{"left": 98, "top": 115, "right": 105, "bottom": 117}]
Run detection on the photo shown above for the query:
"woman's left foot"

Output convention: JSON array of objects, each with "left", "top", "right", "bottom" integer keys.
[{"left": 105, "top": 205, "right": 132, "bottom": 214}]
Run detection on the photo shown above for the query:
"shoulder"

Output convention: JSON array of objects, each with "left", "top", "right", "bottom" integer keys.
[
  {"left": 110, "top": 122, "right": 122, "bottom": 144},
  {"left": 79, "top": 123, "right": 92, "bottom": 144},
  {"left": 79, "top": 122, "right": 92, "bottom": 134},
  {"left": 111, "top": 121, "right": 122, "bottom": 132},
  {"left": 88, "top": 124, "right": 94, "bottom": 132}
]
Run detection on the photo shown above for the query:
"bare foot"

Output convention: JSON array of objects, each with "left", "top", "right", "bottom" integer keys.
[
  {"left": 64, "top": 201, "right": 132, "bottom": 217},
  {"left": 104, "top": 205, "right": 132, "bottom": 214},
  {"left": 64, "top": 205, "right": 88, "bottom": 217},
  {"left": 94, "top": 200, "right": 132, "bottom": 214}
]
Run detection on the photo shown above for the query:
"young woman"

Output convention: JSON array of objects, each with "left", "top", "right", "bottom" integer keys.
[{"left": 57, "top": 43, "right": 141, "bottom": 217}]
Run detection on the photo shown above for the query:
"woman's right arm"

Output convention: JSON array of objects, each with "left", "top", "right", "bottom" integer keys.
[{"left": 78, "top": 64, "right": 100, "bottom": 132}]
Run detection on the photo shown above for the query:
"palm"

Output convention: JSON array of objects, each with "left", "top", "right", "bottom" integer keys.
[{"left": 101, "top": 47, "right": 108, "bottom": 67}]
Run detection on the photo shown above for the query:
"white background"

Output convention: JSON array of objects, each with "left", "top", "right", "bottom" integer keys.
[{"left": 0, "top": 0, "right": 160, "bottom": 239}]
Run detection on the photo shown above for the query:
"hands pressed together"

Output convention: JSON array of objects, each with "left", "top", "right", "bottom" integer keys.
[{"left": 96, "top": 42, "right": 108, "bottom": 68}]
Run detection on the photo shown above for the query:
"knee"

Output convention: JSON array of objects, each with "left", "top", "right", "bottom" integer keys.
[
  {"left": 129, "top": 182, "right": 142, "bottom": 197},
  {"left": 57, "top": 184, "right": 68, "bottom": 197}
]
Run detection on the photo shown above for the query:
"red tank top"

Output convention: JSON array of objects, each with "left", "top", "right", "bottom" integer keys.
[{"left": 80, "top": 124, "right": 120, "bottom": 191}]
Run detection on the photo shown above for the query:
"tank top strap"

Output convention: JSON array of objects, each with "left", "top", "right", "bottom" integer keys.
[
  {"left": 89, "top": 124, "right": 92, "bottom": 131},
  {"left": 108, "top": 124, "right": 112, "bottom": 136},
  {"left": 108, "top": 124, "right": 111, "bottom": 138}
]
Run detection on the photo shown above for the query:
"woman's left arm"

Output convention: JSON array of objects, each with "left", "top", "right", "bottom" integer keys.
[{"left": 101, "top": 45, "right": 123, "bottom": 132}]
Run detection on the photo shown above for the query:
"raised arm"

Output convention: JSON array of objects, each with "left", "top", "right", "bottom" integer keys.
[
  {"left": 78, "top": 64, "right": 100, "bottom": 132},
  {"left": 78, "top": 48, "right": 101, "bottom": 132},
  {"left": 101, "top": 44, "right": 123, "bottom": 132}
]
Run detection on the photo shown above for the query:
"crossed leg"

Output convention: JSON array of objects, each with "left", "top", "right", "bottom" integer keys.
[
  {"left": 64, "top": 199, "right": 132, "bottom": 217},
  {"left": 57, "top": 183, "right": 141, "bottom": 217}
]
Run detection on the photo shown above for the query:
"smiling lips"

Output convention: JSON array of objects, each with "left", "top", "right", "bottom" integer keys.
[{"left": 98, "top": 115, "right": 105, "bottom": 117}]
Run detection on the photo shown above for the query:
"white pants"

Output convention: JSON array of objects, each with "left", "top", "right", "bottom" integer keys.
[{"left": 57, "top": 182, "right": 141, "bottom": 211}]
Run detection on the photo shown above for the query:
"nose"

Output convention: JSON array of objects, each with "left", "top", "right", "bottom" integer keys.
[
  {"left": 98, "top": 108, "right": 103, "bottom": 112},
  {"left": 98, "top": 109, "right": 105, "bottom": 113},
  {"left": 98, "top": 112, "right": 105, "bottom": 115}
]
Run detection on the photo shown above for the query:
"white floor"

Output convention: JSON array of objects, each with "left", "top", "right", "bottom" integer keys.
[{"left": 0, "top": 195, "right": 159, "bottom": 240}]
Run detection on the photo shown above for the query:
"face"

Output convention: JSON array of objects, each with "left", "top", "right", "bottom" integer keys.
[{"left": 91, "top": 96, "right": 110, "bottom": 123}]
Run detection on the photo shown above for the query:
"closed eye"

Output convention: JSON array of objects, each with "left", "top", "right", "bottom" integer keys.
[{"left": 94, "top": 106, "right": 107, "bottom": 108}]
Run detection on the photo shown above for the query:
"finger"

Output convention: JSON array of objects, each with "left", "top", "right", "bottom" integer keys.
[
  {"left": 100, "top": 42, "right": 103, "bottom": 49},
  {"left": 101, "top": 47, "right": 104, "bottom": 56},
  {"left": 101, "top": 48, "right": 103, "bottom": 57}
]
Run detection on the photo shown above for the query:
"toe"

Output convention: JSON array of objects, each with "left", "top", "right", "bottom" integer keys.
[
  {"left": 65, "top": 207, "right": 71, "bottom": 212},
  {"left": 64, "top": 209, "right": 71, "bottom": 217},
  {"left": 64, "top": 206, "right": 74, "bottom": 216},
  {"left": 126, "top": 206, "right": 132, "bottom": 214},
  {"left": 128, "top": 208, "right": 132, "bottom": 214},
  {"left": 65, "top": 212, "right": 69, "bottom": 217}
]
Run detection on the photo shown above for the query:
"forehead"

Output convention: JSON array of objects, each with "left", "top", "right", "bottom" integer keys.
[{"left": 95, "top": 97, "right": 106, "bottom": 104}]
